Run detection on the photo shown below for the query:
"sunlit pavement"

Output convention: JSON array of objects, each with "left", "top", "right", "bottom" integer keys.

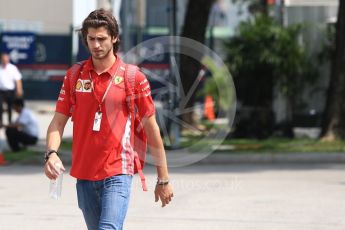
[{"left": 0, "top": 164, "right": 345, "bottom": 230}]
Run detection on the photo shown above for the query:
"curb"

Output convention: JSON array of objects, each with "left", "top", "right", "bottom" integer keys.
[
  {"left": 199, "top": 152, "right": 345, "bottom": 164},
  {"left": 13, "top": 150, "right": 345, "bottom": 165}
]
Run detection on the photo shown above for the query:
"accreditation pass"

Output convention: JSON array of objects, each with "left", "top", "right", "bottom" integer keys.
[{"left": 93, "top": 111, "right": 102, "bottom": 131}]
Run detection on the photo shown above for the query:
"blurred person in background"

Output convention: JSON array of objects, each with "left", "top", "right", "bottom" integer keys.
[
  {"left": 5, "top": 98, "right": 38, "bottom": 152},
  {"left": 0, "top": 52, "right": 24, "bottom": 126}
]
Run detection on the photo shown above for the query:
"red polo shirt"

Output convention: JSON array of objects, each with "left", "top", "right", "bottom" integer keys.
[{"left": 56, "top": 56, "right": 155, "bottom": 180}]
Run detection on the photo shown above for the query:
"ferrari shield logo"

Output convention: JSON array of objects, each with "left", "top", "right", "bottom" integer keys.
[{"left": 114, "top": 76, "right": 123, "bottom": 85}]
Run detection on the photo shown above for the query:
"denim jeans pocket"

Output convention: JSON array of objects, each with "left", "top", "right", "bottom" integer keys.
[{"left": 103, "top": 175, "right": 132, "bottom": 197}]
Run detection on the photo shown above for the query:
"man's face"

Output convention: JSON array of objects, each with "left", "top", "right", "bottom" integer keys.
[
  {"left": 1, "top": 54, "right": 10, "bottom": 65},
  {"left": 86, "top": 27, "right": 117, "bottom": 60}
]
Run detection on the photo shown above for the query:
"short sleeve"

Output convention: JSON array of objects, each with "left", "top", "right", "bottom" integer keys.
[
  {"left": 17, "top": 110, "right": 30, "bottom": 125},
  {"left": 55, "top": 73, "right": 72, "bottom": 117},
  {"left": 13, "top": 66, "right": 22, "bottom": 80},
  {"left": 134, "top": 71, "right": 155, "bottom": 119}
]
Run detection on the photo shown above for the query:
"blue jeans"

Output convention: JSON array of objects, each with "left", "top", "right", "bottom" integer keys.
[{"left": 76, "top": 174, "right": 132, "bottom": 230}]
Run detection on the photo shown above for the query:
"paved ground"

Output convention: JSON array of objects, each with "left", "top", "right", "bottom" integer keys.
[
  {"left": 1, "top": 101, "right": 345, "bottom": 230},
  {"left": 0, "top": 164, "right": 345, "bottom": 230}
]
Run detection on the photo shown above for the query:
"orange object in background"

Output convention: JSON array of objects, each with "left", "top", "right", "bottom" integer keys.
[
  {"left": 267, "top": 0, "right": 275, "bottom": 5},
  {"left": 0, "top": 152, "right": 6, "bottom": 166},
  {"left": 204, "top": 95, "right": 215, "bottom": 121}
]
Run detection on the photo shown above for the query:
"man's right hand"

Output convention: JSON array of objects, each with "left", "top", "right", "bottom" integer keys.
[{"left": 44, "top": 153, "right": 65, "bottom": 180}]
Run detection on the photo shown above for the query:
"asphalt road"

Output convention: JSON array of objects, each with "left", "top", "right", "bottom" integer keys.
[{"left": 0, "top": 163, "right": 344, "bottom": 230}]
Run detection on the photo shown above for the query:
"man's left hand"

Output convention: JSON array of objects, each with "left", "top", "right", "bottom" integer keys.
[{"left": 154, "top": 183, "right": 173, "bottom": 207}]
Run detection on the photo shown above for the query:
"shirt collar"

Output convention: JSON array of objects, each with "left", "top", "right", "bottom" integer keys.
[{"left": 83, "top": 55, "right": 123, "bottom": 76}]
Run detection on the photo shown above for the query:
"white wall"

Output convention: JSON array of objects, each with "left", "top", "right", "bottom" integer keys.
[
  {"left": 0, "top": 0, "right": 72, "bottom": 34},
  {"left": 285, "top": 0, "right": 338, "bottom": 7}
]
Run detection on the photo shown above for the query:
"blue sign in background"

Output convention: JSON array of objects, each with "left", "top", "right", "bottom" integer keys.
[
  {"left": 0, "top": 32, "right": 36, "bottom": 64},
  {"left": 35, "top": 35, "right": 71, "bottom": 64}
]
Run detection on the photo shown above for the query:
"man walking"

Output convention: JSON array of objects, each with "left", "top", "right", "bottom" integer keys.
[
  {"left": 0, "top": 52, "right": 24, "bottom": 125},
  {"left": 44, "top": 9, "right": 173, "bottom": 230}
]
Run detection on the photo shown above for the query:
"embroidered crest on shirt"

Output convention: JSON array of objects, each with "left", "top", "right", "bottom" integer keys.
[
  {"left": 83, "top": 81, "right": 92, "bottom": 91},
  {"left": 76, "top": 80, "right": 82, "bottom": 91},
  {"left": 114, "top": 76, "right": 123, "bottom": 85},
  {"left": 76, "top": 79, "right": 92, "bottom": 93}
]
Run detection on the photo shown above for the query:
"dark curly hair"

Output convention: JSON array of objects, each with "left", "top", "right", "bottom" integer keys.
[{"left": 80, "top": 8, "right": 120, "bottom": 53}]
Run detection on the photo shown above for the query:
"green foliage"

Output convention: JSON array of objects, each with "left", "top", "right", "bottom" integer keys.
[
  {"left": 3, "top": 149, "right": 39, "bottom": 163},
  {"left": 200, "top": 57, "right": 235, "bottom": 111},
  {"left": 222, "top": 138, "right": 345, "bottom": 153},
  {"left": 180, "top": 135, "right": 345, "bottom": 153},
  {"left": 225, "top": 15, "right": 317, "bottom": 105}
]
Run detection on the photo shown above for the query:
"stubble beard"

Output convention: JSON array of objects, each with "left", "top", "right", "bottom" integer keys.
[{"left": 91, "top": 47, "right": 113, "bottom": 61}]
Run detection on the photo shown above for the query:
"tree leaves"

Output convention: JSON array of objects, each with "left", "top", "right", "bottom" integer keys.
[{"left": 225, "top": 15, "right": 317, "bottom": 104}]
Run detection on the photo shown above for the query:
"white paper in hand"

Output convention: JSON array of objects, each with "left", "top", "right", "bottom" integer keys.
[{"left": 49, "top": 163, "right": 63, "bottom": 199}]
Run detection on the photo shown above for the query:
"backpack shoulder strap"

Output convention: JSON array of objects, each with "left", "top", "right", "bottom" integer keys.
[
  {"left": 124, "top": 64, "right": 148, "bottom": 191},
  {"left": 69, "top": 61, "right": 85, "bottom": 93},
  {"left": 68, "top": 61, "right": 85, "bottom": 119},
  {"left": 124, "top": 64, "right": 139, "bottom": 104}
]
